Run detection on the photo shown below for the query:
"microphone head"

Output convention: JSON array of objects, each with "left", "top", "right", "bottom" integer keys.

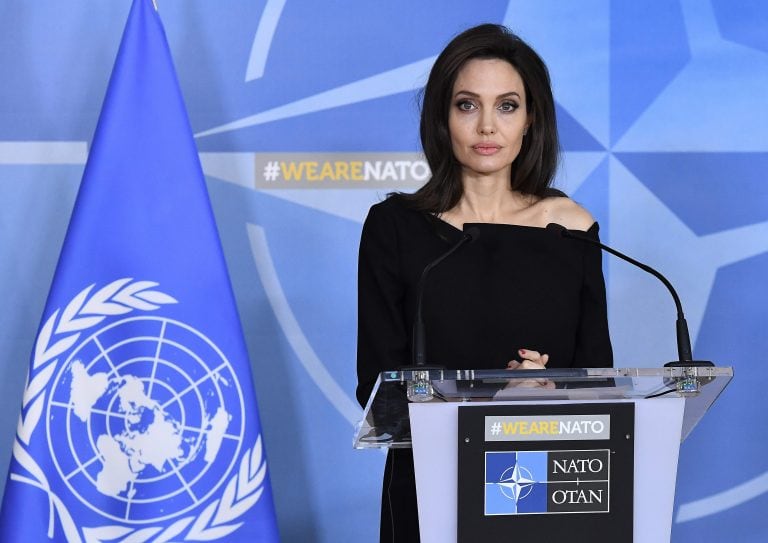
[
  {"left": 463, "top": 226, "right": 481, "bottom": 242},
  {"left": 546, "top": 223, "right": 567, "bottom": 237}
]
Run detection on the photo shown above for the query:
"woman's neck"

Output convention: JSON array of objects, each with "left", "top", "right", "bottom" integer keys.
[{"left": 448, "top": 180, "right": 535, "bottom": 224}]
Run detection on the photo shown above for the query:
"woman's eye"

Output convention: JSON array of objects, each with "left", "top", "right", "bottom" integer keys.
[
  {"left": 456, "top": 100, "right": 476, "bottom": 111},
  {"left": 498, "top": 101, "right": 519, "bottom": 112}
]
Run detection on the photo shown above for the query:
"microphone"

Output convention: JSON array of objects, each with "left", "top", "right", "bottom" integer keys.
[
  {"left": 412, "top": 226, "right": 480, "bottom": 367},
  {"left": 404, "top": 226, "right": 480, "bottom": 402},
  {"left": 546, "top": 223, "right": 712, "bottom": 368}
]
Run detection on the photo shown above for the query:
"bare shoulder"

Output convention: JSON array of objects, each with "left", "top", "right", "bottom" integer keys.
[{"left": 536, "top": 196, "right": 595, "bottom": 231}]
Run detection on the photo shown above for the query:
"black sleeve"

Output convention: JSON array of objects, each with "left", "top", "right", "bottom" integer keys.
[
  {"left": 573, "top": 223, "right": 614, "bottom": 368},
  {"left": 356, "top": 203, "right": 410, "bottom": 407}
]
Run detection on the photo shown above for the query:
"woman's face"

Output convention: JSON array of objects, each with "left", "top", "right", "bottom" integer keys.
[{"left": 448, "top": 58, "right": 530, "bottom": 181}]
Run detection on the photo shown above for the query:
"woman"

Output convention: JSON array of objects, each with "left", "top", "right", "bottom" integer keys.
[{"left": 356, "top": 24, "right": 612, "bottom": 542}]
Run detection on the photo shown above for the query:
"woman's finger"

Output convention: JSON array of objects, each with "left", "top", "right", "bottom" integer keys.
[
  {"left": 518, "top": 348, "right": 540, "bottom": 360},
  {"left": 519, "top": 349, "right": 549, "bottom": 366},
  {"left": 519, "top": 359, "right": 547, "bottom": 370}
]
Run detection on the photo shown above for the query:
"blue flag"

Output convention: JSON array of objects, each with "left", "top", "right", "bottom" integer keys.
[{"left": 0, "top": 1, "right": 280, "bottom": 541}]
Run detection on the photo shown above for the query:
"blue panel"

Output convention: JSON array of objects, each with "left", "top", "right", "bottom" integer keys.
[
  {"left": 170, "top": 1, "right": 507, "bottom": 136},
  {"left": 557, "top": 104, "right": 606, "bottom": 151},
  {"left": 0, "top": 2, "right": 127, "bottom": 140},
  {"left": 712, "top": 0, "right": 768, "bottom": 53},
  {"left": 572, "top": 157, "right": 610, "bottom": 282},
  {"left": 673, "top": 252, "right": 768, "bottom": 541},
  {"left": 615, "top": 152, "right": 768, "bottom": 235},
  {"left": 197, "top": 91, "right": 423, "bottom": 152},
  {"left": 610, "top": 0, "right": 690, "bottom": 144},
  {"left": 572, "top": 157, "right": 610, "bottom": 235}
]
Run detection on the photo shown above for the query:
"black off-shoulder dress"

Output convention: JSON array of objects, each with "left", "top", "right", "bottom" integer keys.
[{"left": 356, "top": 196, "right": 613, "bottom": 543}]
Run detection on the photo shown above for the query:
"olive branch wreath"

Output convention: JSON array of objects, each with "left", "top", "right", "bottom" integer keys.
[{"left": 11, "top": 278, "right": 267, "bottom": 543}]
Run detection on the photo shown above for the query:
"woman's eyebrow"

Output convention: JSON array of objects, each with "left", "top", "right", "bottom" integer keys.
[{"left": 453, "top": 90, "right": 522, "bottom": 99}]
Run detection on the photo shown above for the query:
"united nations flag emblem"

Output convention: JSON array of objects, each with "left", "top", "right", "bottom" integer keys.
[
  {"left": 11, "top": 279, "right": 268, "bottom": 541},
  {"left": 49, "top": 316, "right": 244, "bottom": 523}
]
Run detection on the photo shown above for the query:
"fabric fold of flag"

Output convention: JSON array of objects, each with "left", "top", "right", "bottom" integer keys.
[{"left": 0, "top": 0, "right": 280, "bottom": 541}]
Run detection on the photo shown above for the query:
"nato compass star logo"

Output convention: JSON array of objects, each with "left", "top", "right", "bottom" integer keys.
[
  {"left": 485, "top": 451, "right": 548, "bottom": 515},
  {"left": 497, "top": 463, "right": 537, "bottom": 503}
]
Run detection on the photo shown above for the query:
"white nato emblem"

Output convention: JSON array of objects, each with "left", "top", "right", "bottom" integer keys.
[{"left": 497, "top": 463, "right": 536, "bottom": 503}]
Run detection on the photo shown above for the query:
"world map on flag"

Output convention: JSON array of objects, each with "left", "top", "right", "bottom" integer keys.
[
  {"left": 45, "top": 317, "right": 246, "bottom": 524},
  {"left": 68, "top": 360, "right": 230, "bottom": 499}
]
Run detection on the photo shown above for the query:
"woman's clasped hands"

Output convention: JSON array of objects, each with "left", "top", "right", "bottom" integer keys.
[{"left": 505, "top": 348, "right": 555, "bottom": 388}]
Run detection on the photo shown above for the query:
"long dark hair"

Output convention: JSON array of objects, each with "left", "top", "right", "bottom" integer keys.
[{"left": 395, "top": 24, "right": 559, "bottom": 212}]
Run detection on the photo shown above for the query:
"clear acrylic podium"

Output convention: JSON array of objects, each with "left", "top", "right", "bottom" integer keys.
[{"left": 354, "top": 366, "right": 733, "bottom": 543}]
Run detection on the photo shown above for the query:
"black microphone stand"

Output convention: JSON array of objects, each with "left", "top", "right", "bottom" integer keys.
[
  {"left": 403, "top": 227, "right": 480, "bottom": 401},
  {"left": 546, "top": 223, "right": 712, "bottom": 368}
]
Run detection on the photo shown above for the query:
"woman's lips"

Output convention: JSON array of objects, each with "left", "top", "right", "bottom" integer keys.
[{"left": 472, "top": 144, "right": 501, "bottom": 155}]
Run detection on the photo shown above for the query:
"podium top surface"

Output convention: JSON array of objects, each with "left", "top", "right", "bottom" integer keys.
[{"left": 353, "top": 366, "right": 733, "bottom": 449}]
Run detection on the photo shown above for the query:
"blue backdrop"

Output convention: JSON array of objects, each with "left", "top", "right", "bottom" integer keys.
[{"left": 1, "top": 1, "right": 766, "bottom": 541}]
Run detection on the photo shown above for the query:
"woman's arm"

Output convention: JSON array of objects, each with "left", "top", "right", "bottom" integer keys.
[
  {"left": 356, "top": 203, "right": 410, "bottom": 407},
  {"left": 573, "top": 223, "right": 613, "bottom": 368}
]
